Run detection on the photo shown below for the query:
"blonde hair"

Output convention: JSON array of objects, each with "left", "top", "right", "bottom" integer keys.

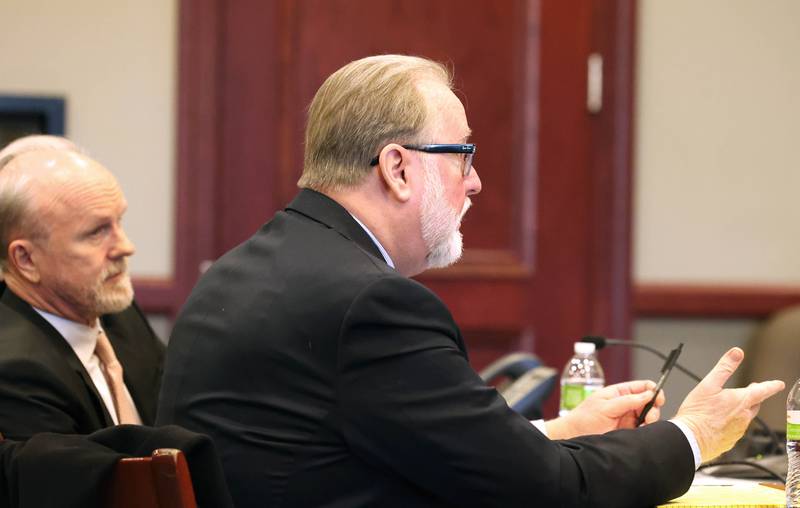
[
  {"left": 298, "top": 54, "right": 452, "bottom": 191},
  {"left": 0, "top": 164, "right": 42, "bottom": 275},
  {"left": 0, "top": 137, "right": 80, "bottom": 276}
]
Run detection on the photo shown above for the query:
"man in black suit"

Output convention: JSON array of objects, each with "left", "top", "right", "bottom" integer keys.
[
  {"left": 0, "top": 142, "right": 164, "bottom": 440},
  {"left": 157, "top": 55, "right": 783, "bottom": 507}
]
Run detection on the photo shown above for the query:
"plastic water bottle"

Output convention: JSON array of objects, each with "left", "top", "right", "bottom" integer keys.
[
  {"left": 787, "top": 377, "right": 800, "bottom": 506},
  {"left": 559, "top": 341, "right": 605, "bottom": 417}
]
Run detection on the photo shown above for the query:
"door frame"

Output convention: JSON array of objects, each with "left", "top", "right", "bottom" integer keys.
[{"left": 134, "top": 0, "right": 638, "bottom": 388}]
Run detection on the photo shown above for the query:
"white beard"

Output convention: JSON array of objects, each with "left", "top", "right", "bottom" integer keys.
[
  {"left": 92, "top": 266, "right": 135, "bottom": 315},
  {"left": 420, "top": 160, "right": 471, "bottom": 270},
  {"left": 63, "top": 259, "right": 134, "bottom": 317}
]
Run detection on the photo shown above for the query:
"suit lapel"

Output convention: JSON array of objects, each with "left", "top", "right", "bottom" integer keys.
[
  {"left": 285, "top": 188, "right": 388, "bottom": 264},
  {"left": 0, "top": 283, "right": 115, "bottom": 427},
  {"left": 285, "top": 193, "right": 469, "bottom": 356},
  {"left": 100, "top": 311, "right": 151, "bottom": 424}
]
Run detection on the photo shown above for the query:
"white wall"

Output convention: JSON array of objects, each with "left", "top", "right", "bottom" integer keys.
[
  {"left": 633, "top": 0, "right": 800, "bottom": 410},
  {"left": 0, "top": 0, "right": 177, "bottom": 278},
  {"left": 632, "top": 318, "right": 759, "bottom": 418},
  {"left": 635, "top": 0, "right": 800, "bottom": 286}
]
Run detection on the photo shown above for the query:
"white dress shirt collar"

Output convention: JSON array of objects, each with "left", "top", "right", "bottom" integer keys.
[
  {"left": 33, "top": 307, "right": 99, "bottom": 364},
  {"left": 349, "top": 212, "right": 395, "bottom": 269},
  {"left": 31, "top": 307, "right": 142, "bottom": 425}
]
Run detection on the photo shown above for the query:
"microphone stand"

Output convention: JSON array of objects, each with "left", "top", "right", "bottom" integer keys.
[{"left": 603, "top": 339, "right": 702, "bottom": 382}]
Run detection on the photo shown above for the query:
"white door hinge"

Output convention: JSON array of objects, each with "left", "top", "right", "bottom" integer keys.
[{"left": 587, "top": 53, "right": 603, "bottom": 114}]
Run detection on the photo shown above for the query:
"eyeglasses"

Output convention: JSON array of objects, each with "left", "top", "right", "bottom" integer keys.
[{"left": 369, "top": 143, "right": 477, "bottom": 177}]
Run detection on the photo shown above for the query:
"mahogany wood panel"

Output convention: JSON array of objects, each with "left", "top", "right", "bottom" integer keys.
[
  {"left": 635, "top": 284, "right": 800, "bottom": 318},
  {"left": 106, "top": 449, "right": 197, "bottom": 508},
  {"left": 217, "top": 0, "right": 550, "bottom": 373},
  {"left": 275, "top": 0, "right": 525, "bottom": 251},
  {"left": 133, "top": 0, "right": 225, "bottom": 316},
  {"left": 584, "top": 0, "right": 636, "bottom": 379},
  {"left": 521, "top": 0, "right": 593, "bottom": 381},
  {"left": 131, "top": 279, "right": 176, "bottom": 315},
  {"left": 217, "top": 0, "right": 284, "bottom": 252},
  {"left": 134, "top": 0, "right": 797, "bottom": 395},
  {"left": 135, "top": 0, "right": 637, "bottom": 417}
]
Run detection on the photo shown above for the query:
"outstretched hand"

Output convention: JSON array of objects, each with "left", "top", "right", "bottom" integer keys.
[
  {"left": 545, "top": 380, "right": 665, "bottom": 440},
  {"left": 673, "top": 347, "right": 785, "bottom": 462}
]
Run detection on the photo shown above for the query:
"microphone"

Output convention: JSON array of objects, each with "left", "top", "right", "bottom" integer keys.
[
  {"left": 581, "top": 335, "right": 701, "bottom": 382},
  {"left": 580, "top": 335, "right": 781, "bottom": 456}
]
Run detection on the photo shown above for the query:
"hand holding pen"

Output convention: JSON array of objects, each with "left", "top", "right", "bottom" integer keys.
[{"left": 636, "top": 343, "right": 683, "bottom": 427}]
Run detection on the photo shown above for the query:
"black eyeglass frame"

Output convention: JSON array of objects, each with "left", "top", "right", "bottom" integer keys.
[{"left": 369, "top": 143, "right": 476, "bottom": 176}]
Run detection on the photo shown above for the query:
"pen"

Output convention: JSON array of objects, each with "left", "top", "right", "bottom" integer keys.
[{"left": 636, "top": 342, "right": 683, "bottom": 427}]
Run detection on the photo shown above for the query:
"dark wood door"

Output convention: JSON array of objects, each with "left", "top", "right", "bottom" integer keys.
[{"left": 166, "top": 0, "right": 635, "bottom": 417}]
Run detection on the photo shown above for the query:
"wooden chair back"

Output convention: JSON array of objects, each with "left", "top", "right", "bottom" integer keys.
[{"left": 106, "top": 448, "right": 198, "bottom": 508}]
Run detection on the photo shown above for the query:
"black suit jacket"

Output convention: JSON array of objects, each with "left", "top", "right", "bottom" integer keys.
[
  {"left": 158, "top": 189, "right": 695, "bottom": 508},
  {"left": 0, "top": 282, "right": 165, "bottom": 440},
  {"left": 0, "top": 424, "right": 233, "bottom": 508}
]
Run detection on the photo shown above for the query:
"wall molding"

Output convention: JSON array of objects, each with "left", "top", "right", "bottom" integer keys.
[
  {"left": 132, "top": 278, "right": 177, "bottom": 315},
  {"left": 130, "top": 0, "right": 224, "bottom": 319},
  {"left": 634, "top": 283, "right": 800, "bottom": 318}
]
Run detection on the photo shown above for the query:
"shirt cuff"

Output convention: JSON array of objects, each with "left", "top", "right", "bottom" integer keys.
[
  {"left": 530, "top": 419, "right": 548, "bottom": 437},
  {"left": 669, "top": 419, "right": 702, "bottom": 469}
]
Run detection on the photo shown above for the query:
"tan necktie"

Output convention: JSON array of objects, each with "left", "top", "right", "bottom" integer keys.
[{"left": 95, "top": 330, "right": 139, "bottom": 425}]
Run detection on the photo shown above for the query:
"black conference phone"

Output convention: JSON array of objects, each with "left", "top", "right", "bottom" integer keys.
[{"left": 479, "top": 352, "right": 558, "bottom": 420}]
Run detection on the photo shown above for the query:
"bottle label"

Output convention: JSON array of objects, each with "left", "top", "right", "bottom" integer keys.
[
  {"left": 788, "top": 410, "right": 800, "bottom": 440},
  {"left": 560, "top": 383, "right": 601, "bottom": 411}
]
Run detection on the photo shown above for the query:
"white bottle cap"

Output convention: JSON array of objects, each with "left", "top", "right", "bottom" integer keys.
[{"left": 574, "top": 341, "right": 596, "bottom": 355}]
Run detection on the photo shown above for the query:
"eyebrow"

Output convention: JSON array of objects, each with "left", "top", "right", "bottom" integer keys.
[
  {"left": 79, "top": 204, "right": 128, "bottom": 226},
  {"left": 80, "top": 216, "right": 112, "bottom": 231}
]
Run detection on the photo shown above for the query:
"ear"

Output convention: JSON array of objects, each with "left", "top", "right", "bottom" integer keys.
[
  {"left": 376, "top": 144, "right": 413, "bottom": 203},
  {"left": 7, "top": 239, "right": 42, "bottom": 284}
]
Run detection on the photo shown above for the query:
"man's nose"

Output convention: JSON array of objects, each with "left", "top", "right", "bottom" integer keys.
[
  {"left": 466, "top": 165, "right": 482, "bottom": 196},
  {"left": 110, "top": 225, "right": 136, "bottom": 258}
]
